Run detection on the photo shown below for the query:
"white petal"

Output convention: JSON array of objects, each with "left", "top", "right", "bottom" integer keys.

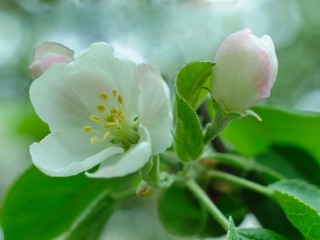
[
  {"left": 68, "top": 70, "right": 118, "bottom": 115},
  {"left": 30, "top": 129, "right": 124, "bottom": 177},
  {"left": 86, "top": 125, "right": 152, "bottom": 178},
  {"left": 71, "top": 43, "right": 140, "bottom": 118},
  {"left": 261, "top": 35, "right": 278, "bottom": 85},
  {"left": 30, "top": 43, "right": 143, "bottom": 131},
  {"left": 29, "top": 64, "right": 90, "bottom": 131},
  {"left": 136, "top": 64, "right": 173, "bottom": 154}
]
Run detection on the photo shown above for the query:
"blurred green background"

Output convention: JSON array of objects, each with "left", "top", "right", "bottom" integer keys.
[{"left": 0, "top": 0, "right": 320, "bottom": 239}]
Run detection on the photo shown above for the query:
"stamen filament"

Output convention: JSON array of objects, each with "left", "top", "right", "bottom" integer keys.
[
  {"left": 103, "top": 122, "right": 116, "bottom": 130},
  {"left": 103, "top": 131, "right": 111, "bottom": 140}
]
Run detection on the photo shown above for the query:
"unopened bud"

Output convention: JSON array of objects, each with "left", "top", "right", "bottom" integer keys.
[
  {"left": 29, "top": 42, "right": 74, "bottom": 79},
  {"left": 211, "top": 29, "right": 278, "bottom": 112}
]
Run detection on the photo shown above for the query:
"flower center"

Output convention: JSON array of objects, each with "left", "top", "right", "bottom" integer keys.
[{"left": 82, "top": 89, "right": 139, "bottom": 150}]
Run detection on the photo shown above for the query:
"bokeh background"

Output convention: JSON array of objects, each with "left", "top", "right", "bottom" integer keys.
[{"left": 1, "top": 0, "right": 320, "bottom": 239}]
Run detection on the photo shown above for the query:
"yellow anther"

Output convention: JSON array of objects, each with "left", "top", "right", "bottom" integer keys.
[
  {"left": 103, "top": 131, "right": 111, "bottom": 140},
  {"left": 91, "top": 137, "right": 98, "bottom": 144},
  {"left": 82, "top": 125, "right": 93, "bottom": 133},
  {"left": 103, "top": 122, "right": 116, "bottom": 130},
  {"left": 110, "top": 107, "right": 117, "bottom": 114},
  {"left": 112, "top": 89, "right": 117, "bottom": 97},
  {"left": 99, "top": 92, "right": 109, "bottom": 101},
  {"left": 90, "top": 115, "right": 100, "bottom": 123},
  {"left": 96, "top": 104, "right": 106, "bottom": 113},
  {"left": 118, "top": 94, "right": 123, "bottom": 104}
]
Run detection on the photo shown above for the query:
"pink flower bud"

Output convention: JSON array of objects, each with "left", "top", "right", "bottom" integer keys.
[
  {"left": 211, "top": 29, "right": 278, "bottom": 112},
  {"left": 29, "top": 42, "right": 74, "bottom": 79}
]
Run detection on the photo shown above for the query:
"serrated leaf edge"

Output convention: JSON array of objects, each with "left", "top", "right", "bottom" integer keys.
[{"left": 272, "top": 187, "right": 320, "bottom": 240}]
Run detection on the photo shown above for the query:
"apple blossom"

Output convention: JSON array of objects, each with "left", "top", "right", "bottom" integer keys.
[
  {"left": 29, "top": 42, "right": 74, "bottom": 79},
  {"left": 210, "top": 29, "right": 278, "bottom": 112},
  {"left": 29, "top": 43, "right": 172, "bottom": 178}
]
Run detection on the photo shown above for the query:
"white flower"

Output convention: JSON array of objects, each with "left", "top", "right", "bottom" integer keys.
[
  {"left": 29, "top": 43, "right": 172, "bottom": 178},
  {"left": 211, "top": 29, "right": 278, "bottom": 112}
]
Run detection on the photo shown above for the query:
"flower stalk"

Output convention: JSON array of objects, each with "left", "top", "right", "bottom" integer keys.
[
  {"left": 206, "top": 170, "right": 274, "bottom": 198},
  {"left": 185, "top": 178, "right": 229, "bottom": 232}
]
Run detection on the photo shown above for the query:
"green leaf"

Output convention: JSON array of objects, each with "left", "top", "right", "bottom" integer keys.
[
  {"left": 237, "top": 228, "right": 289, "bottom": 240},
  {"left": 15, "top": 107, "right": 50, "bottom": 141},
  {"left": 269, "top": 179, "right": 320, "bottom": 240},
  {"left": 241, "top": 186, "right": 302, "bottom": 239},
  {"left": 1, "top": 166, "right": 139, "bottom": 240},
  {"left": 241, "top": 180, "right": 302, "bottom": 240},
  {"left": 173, "top": 92, "right": 203, "bottom": 162},
  {"left": 176, "top": 61, "right": 214, "bottom": 110},
  {"left": 6, "top": 103, "right": 50, "bottom": 141},
  {"left": 65, "top": 195, "right": 114, "bottom": 240},
  {"left": 172, "top": 62, "right": 213, "bottom": 162},
  {"left": 228, "top": 217, "right": 239, "bottom": 240},
  {"left": 222, "top": 105, "right": 320, "bottom": 164},
  {"left": 256, "top": 146, "right": 320, "bottom": 185},
  {"left": 228, "top": 216, "right": 289, "bottom": 240},
  {"left": 158, "top": 185, "right": 207, "bottom": 236}
]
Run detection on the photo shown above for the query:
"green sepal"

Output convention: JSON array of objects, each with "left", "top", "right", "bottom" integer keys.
[
  {"left": 204, "top": 100, "right": 262, "bottom": 144},
  {"left": 140, "top": 155, "right": 174, "bottom": 188},
  {"left": 204, "top": 100, "right": 240, "bottom": 144},
  {"left": 242, "top": 109, "right": 262, "bottom": 121}
]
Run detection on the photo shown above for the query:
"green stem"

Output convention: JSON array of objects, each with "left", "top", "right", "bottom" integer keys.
[
  {"left": 178, "top": 163, "right": 191, "bottom": 177},
  {"left": 202, "top": 152, "right": 284, "bottom": 180},
  {"left": 185, "top": 178, "right": 229, "bottom": 231},
  {"left": 207, "top": 170, "right": 274, "bottom": 198}
]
